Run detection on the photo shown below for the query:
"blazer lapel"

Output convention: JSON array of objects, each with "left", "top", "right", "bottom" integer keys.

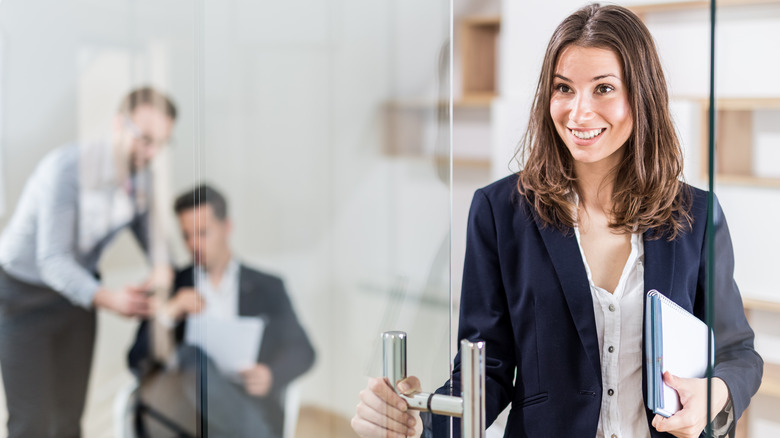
[
  {"left": 237, "top": 265, "right": 255, "bottom": 317},
  {"left": 641, "top": 231, "right": 676, "bottom": 431},
  {"left": 534, "top": 217, "right": 601, "bottom": 381},
  {"left": 642, "top": 232, "right": 676, "bottom": 301}
]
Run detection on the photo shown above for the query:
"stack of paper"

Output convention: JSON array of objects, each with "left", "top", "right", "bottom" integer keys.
[
  {"left": 184, "top": 315, "right": 266, "bottom": 377},
  {"left": 644, "top": 289, "right": 713, "bottom": 417}
]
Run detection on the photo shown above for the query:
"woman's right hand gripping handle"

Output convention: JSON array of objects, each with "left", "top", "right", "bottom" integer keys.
[{"left": 352, "top": 376, "right": 424, "bottom": 438}]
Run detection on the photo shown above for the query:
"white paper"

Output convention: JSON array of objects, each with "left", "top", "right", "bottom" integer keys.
[{"left": 184, "top": 315, "right": 266, "bottom": 376}]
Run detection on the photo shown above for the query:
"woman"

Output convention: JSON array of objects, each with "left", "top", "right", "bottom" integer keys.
[{"left": 351, "top": 4, "right": 762, "bottom": 438}]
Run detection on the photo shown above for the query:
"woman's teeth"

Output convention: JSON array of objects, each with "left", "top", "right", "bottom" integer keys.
[{"left": 571, "top": 128, "right": 604, "bottom": 140}]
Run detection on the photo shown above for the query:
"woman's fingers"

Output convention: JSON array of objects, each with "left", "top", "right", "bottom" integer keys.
[
  {"left": 397, "top": 376, "right": 422, "bottom": 395},
  {"left": 360, "top": 380, "right": 411, "bottom": 427},
  {"left": 354, "top": 400, "right": 416, "bottom": 436},
  {"left": 351, "top": 415, "right": 414, "bottom": 438},
  {"left": 351, "top": 377, "right": 417, "bottom": 438}
]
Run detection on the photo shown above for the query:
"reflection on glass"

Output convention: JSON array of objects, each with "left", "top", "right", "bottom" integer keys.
[
  {"left": 195, "top": 1, "right": 454, "bottom": 438},
  {"left": 0, "top": 81, "right": 176, "bottom": 438},
  {"left": 710, "top": 1, "right": 780, "bottom": 437},
  {"left": 128, "top": 184, "right": 315, "bottom": 437},
  {"left": 0, "top": 0, "right": 455, "bottom": 435}
]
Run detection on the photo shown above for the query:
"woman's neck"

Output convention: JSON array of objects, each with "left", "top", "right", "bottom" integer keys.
[{"left": 575, "top": 163, "right": 617, "bottom": 214}]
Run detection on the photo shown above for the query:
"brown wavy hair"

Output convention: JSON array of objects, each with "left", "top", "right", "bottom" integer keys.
[{"left": 516, "top": 3, "right": 691, "bottom": 240}]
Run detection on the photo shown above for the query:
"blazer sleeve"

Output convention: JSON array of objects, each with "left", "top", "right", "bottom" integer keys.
[
  {"left": 260, "top": 277, "right": 316, "bottom": 392},
  {"left": 700, "top": 197, "right": 763, "bottom": 422},
  {"left": 432, "top": 189, "right": 516, "bottom": 436}
]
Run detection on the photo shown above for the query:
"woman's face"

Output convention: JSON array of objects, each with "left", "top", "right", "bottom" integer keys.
[{"left": 550, "top": 45, "right": 633, "bottom": 173}]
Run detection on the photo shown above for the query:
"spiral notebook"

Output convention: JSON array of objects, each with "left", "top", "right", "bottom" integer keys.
[{"left": 644, "top": 289, "right": 714, "bottom": 417}]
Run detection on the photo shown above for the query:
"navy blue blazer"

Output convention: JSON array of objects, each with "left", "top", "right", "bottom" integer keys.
[
  {"left": 432, "top": 175, "right": 762, "bottom": 437},
  {"left": 128, "top": 264, "right": 315, "bottom": 434}
]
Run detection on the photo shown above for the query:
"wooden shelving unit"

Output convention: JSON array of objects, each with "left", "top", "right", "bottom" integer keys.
[
  {"left": 627, "top": 2, "right": 780, "bottom": 187},
  {"left": 698, "top": 97, "right": 780, "bottom": 187},
  {"left": 460, "top": 16, "right": 500, "bottom": 102},
  {"left": 381, "top": 15, "right": 499, "bottom": 167},
  {"left": 739, "top": 297, "right": 780, "bottom": 438},
  {"left": 628, "top": 0, "right": 780, "bottom": 16},
  {"left": 743, "top": 297, "right": 780, "bottom": 401},
  {"left": 383, "top": 100, "right": 492, "bottom": 167}
]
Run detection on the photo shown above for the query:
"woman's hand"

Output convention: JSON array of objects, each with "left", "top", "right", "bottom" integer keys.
[
  {"left": 651, "top": 372, "right": 730, "bottom": 438},
  {"left": 351, "top": 376, "right": 424, "bottom": 438}
]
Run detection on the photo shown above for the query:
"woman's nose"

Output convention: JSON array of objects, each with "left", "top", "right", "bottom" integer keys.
[{"left": 569, "top": 94, "right": 595, "bottom": 123}]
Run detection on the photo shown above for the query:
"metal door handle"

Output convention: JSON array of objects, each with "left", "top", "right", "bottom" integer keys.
[{"left": 382, "top": 331, "right": 486, "bottom": 438}]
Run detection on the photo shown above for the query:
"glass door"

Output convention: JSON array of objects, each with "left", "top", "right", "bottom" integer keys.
[
  {"left": 710, "top": 1, "right": 780, "bottom": 436},
  {"left": 0, "top": 0, "right": 454, "bottom": 437},
  {"left": 193, "top": 0, "right": 454, "bottom": 435}
]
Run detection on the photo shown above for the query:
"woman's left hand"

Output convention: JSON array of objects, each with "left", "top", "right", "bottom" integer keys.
[{"left": 651, "top": 372, "right": 730, "bottom": 438}]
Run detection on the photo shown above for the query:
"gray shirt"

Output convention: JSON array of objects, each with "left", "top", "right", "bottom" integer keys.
[{"left": 0, "top": 142, "right": 149, "bottom": 308}]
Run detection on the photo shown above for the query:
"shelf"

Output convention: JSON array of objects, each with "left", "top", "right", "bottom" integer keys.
[
  {"left": 460, "top": 16, "right": 500, "bottom": 101},
  {"left": 743, "top": 297, "right": 780, "bottom": 314},
  {"left": 456, "top": 94, "right": 496, "bottom": 108},
  {"left": 742, "top": 298, "right": 780, "bottom": 400},
  {"left": 434, "top": 155, "right": 491, "bottom": 169},
  {"left": 628, "top": 0, "right": 780, "bottom": 16},
  {"left": 760, "top": 363, "right": 780, "bottom": 398},
  {"left": 385, "top": 97, "right": 494, "bottom": 109},
  {"left": 376, "top": 14, "right": 499, "bottom": 167},
  {"left": 382, "top": 100, "right": 492, "bottom": 168},
  {"left": 698, "top": 97, "right": 780, "bottom": 186}
]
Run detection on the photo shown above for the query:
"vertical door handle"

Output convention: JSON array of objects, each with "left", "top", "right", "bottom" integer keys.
[{"left": 382, "top": 331, "right": 486, "bottom": 438}]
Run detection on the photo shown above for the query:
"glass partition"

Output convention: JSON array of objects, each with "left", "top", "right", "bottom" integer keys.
[
  {"left": 2, "top": 1, "right": 775, "bottom": 437},
  {"left": 194, "top": 0, "right": 454, "bottom": 434},
  {"left": 710, "top": 1, "right": 780, "bottom": 437},
  {"left": 0, "top": 0, "right": 453, "bottom": 437},
  {"left": 0, "top": 1, "right": 199, "bottom": 436}
]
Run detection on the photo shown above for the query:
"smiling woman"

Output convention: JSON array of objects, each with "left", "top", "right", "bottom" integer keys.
[
  {"left": 550, "top": 46, "right": 632, "bottom": 171},
  {"left": 519, "top": 4, "right": 689, "bottom": 241},
  {"left": 352, "top": 4, "right": 763, "bottom": 438}
]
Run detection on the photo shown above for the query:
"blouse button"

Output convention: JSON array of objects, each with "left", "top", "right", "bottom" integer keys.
[
  {"left": 607, "top": 389, "right": 614, "bottom": 396},
  {"left": 608, "top": 346, "right": 615, "bottom": 353},
  {"left": 608, "top": 304, "right": 616, "bottom": 312}
]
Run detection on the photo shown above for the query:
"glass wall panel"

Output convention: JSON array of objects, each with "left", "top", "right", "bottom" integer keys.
[
  {"left": 0, "top": 0, "right": 452, "bottom": 437},
  {"left": 0, "top": 1, "right": 197, "bottom": 436},
  {"left": 195, "top": 0, "right": 453, "bottom": 435},
  {"left": 3, "top": 1, "right": 775, "bottom": 437},
  {"left": 712, "top": 1, "right": 780, "bottom": 437}
]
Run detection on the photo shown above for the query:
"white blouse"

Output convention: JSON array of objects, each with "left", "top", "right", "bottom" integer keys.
[{"left": 574, "top": 228, "right": 651, "bottom": 438}]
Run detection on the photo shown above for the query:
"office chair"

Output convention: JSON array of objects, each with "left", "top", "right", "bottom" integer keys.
[{"left": 114, "top": 379, "right": 301, "bottom": 438}]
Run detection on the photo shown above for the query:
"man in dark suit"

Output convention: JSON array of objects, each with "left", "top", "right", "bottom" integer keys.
[{"left": 128, "top": 184, "right": 315, "bottom": 438}]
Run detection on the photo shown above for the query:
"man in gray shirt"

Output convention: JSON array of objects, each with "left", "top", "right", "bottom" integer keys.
[{"left": 0, "top": 87, "right": 177, "bottom": 438}]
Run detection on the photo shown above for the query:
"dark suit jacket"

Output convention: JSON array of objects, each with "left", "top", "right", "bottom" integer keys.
[
  {"left": 432, "top": 175, "right": 762, "bottom": 438},
  {"left": 128, "top": 263, "right": 315, "bottom": 432}
]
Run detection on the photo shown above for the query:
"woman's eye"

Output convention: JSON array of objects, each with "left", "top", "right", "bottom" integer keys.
[
  {"left": 554, "top": 84, "right": 571, "bottom": 93},
  {"left": 596, "top": 84, "right": 615, "bottom": 94}
]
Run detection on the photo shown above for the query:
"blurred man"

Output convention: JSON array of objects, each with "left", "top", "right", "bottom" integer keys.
[
  {"left": 129, "top": 184, "right": 315, "bottom": 438},
  {"left": 0, "top": 87, "right": 176, "bottom": 437}
]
